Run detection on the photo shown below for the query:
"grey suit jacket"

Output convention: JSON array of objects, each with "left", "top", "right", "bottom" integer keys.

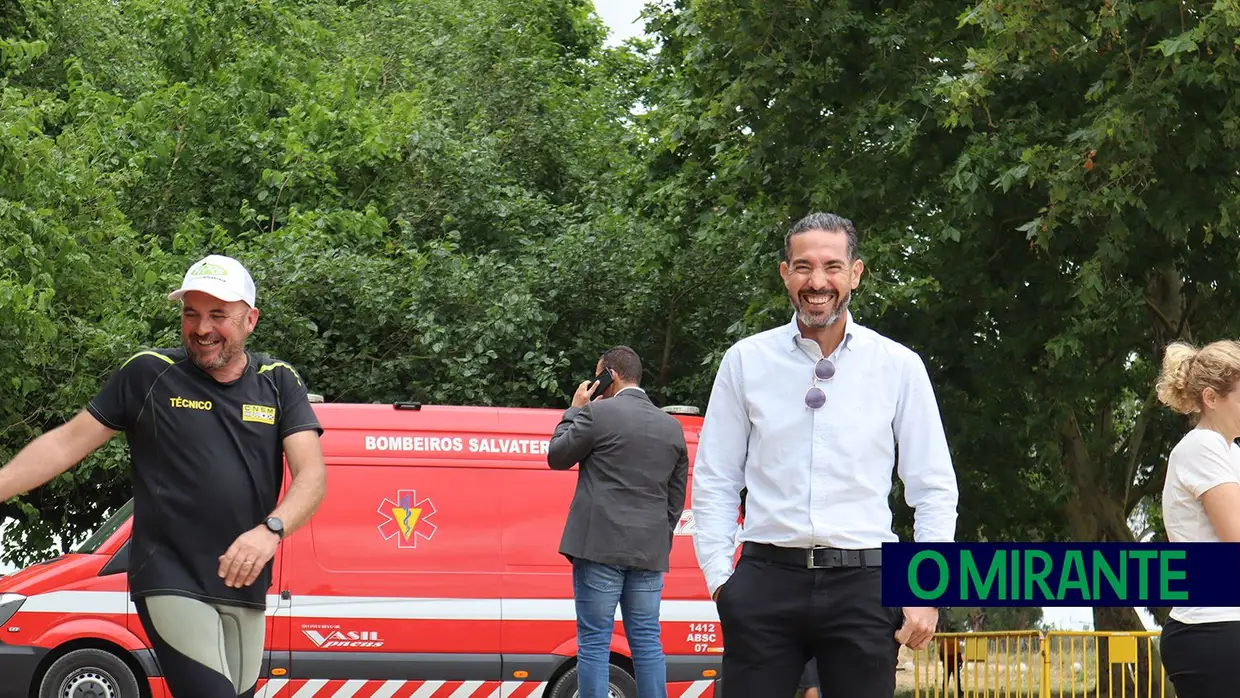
[{"left": 547, "top": 388, "right": 689, "bottom": 573}]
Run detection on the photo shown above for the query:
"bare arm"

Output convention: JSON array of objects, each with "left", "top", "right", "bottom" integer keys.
[
  {"left": 1201, "top": 482, "right": 1240, "bottom": 542},
  {"left": 269, "top": 430, "right": 327, "bottom": 537},
  {"left": 0, "top": 411, "right": 116, "bottom": 501}
]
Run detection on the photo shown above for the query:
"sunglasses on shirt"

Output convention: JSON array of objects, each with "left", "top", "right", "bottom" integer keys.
[{"left": 805, "top": 357, "right": 836, "bottom": 409}]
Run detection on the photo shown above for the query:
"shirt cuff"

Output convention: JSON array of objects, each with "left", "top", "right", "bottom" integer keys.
[{"left": 704, "top": 560, "right": 734, "bottom": 598}]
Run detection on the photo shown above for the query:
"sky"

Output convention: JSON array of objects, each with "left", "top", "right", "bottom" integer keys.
[
  {"left": 1, "top": 0, "right": 1155, "bottom": 634},
  {"left": 594, "top": 0, "right": 651, "bottom": 47}
]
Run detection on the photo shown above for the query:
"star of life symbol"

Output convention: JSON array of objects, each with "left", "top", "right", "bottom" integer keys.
[{"left": 377, "top": 489, "right": 438, "bottom": 548}]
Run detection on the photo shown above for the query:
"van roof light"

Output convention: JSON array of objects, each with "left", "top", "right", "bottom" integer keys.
[
  {"left": 307, "top": 393, "right": 324, "bottom": 403},
  {"left": 661, "top": 405, "right": 700, "bottom": 416}
]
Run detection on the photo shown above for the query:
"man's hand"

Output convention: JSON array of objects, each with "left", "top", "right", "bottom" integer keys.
[
  {"left": 218, "top": 525, "right": 281, "bottom": 588},
  {"left": 894, "top": 606, "right": 938, "bottom": 650},
  {"left": 571, "top": 379, "right": 599, "bottom": 408}
]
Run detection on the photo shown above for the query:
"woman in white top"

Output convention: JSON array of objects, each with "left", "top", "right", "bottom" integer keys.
[{"left": 1154, "top": 339, "right": 1240, "bottom": 698}]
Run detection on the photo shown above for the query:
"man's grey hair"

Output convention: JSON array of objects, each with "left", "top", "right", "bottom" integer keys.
[{"left": 784, "top": 212, "right": 859, "bottom": 262}]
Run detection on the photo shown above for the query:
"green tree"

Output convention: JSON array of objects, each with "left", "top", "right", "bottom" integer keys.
[
  {"left": 0, "top": 0, "right": 754, "bottom": 570},
  {"left": 640, "top": 0, "right": 1240, "bottom": 693}
]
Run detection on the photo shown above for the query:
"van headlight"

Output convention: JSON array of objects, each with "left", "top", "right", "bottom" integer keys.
[{"left": 0, "top": 594, "right": 26, "bottom": 627}]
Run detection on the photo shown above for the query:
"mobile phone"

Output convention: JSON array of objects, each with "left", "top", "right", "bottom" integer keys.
[{"left": 589, "top": 368, "right": 614, "bottom": 399}]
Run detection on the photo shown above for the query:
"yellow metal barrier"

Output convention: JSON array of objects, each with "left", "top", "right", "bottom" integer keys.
[
  {"left": 1041, "top": 631, "right": 1168, "bottom": 698},
  {"left": 905, "top": 630, "right": 1169, "bottom": 698},
  {"left": 908, "top": 631, "right": 1042, "bottom": 697}
]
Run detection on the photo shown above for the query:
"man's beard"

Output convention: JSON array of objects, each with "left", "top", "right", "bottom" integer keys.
[
  {"left": 796, "top": 288, "right": 851, "bottom": 329},
  {"left": 185, "top": 336, "right": 241, "bottom": 372}
]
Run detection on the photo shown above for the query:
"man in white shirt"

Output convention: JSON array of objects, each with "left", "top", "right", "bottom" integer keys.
[{"left": 691, "top": 212, "right": 960, "bottom": 698}]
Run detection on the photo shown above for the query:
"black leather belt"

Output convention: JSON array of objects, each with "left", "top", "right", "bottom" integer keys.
[{"left": 742, "top": 542, "right": 882, "bottom": 569}]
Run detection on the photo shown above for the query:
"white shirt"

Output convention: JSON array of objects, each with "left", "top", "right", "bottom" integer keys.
[
  {"left": 1163, "top": 428, "right": 1240, "bottom": 624},
  {"left": 691, "top": 311, "right": 959, "bottom": 596}
]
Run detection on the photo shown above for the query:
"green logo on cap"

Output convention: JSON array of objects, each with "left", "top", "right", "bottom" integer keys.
[{"left": 190, "top": 262, "right": 228, "bottom": 277}]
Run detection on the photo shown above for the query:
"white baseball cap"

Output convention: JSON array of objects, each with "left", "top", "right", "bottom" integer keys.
[{"left": 167, "top": 254, "right": 257, "bottom": 307}]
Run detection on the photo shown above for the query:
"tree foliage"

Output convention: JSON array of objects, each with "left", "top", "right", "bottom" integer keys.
[
  {"left": 0, "top": 0, "right": 751, "bottom": 566},
  {"left": 640, "top": 0, "right": 1240, "bottom": 664},
  {"left": 5, "top": 7, "right": 1240, "bottom": 684}
]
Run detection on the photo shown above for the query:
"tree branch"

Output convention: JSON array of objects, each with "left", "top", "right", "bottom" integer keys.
[
  {"left": 1144, "top": 294, "right": 1175, "bottom": 334},
  {"left": 1127, "top": 464, "right": 1168, "bottom": 515},
  {"left": 1120, "top": 383, "right": 1160, "bottom": 506},
  {"left": 1063, "top": 411, "right": 1101, "bottom": 488}
]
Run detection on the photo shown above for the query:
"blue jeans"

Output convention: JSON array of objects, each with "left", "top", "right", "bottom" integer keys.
[{"left": 572, "top": 558, "right": 667, "bottom": 698}]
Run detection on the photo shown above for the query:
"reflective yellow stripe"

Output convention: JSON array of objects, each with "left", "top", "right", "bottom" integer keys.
[
  {"left": 121, "top": 351, "right": 175, "bottom": 368},
  {"left": 258, "top": 362, "right": 303, "bottom": 385}
]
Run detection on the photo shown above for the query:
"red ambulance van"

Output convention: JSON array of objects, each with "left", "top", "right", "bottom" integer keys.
[{"left": 0, "top": 400, "right": 722, "bottom": 698}]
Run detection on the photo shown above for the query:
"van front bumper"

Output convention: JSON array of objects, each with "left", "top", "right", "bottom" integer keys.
[{"left": 0, "top": 642, "right": 47, "bottom": 698}]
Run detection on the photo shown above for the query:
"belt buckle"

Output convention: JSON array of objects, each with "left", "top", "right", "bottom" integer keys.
[{"left": 806, "top": 548, "right": 839, "bottom": 569}]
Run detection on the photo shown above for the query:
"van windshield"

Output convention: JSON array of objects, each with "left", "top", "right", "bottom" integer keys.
[{"left": 73, "top": 498, "right": 134, "bottom": 554}]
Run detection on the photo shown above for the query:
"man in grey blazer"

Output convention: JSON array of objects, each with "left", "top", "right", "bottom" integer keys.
[{"left": 547, "top": 345, "right": 690, "bottom": 698}]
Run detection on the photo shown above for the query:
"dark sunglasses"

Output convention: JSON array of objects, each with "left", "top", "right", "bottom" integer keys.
[{"left": 805, "top": 358, "right": 837, "bottom": 409}]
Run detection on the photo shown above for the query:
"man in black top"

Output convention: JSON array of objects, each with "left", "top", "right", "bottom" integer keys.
[
  {"left": 547, "top": 346, "right": 689, "bottom": 698},
  {"left": 0, "top": 254, "right": 327, "bottom": 698}
]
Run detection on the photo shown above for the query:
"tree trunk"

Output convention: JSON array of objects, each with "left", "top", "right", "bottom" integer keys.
[
  {"left": 1061, "top": 417, "right": 1166, "bottom": 698},
  {"left": 1147, "top": 606, "right": 1171, "bottom": 626},
  {"left": 968, "top": 608, "right": 986, "bottom": 632},
  {"left": 657, "top": 299, "right": 677, "bottom": 391}
]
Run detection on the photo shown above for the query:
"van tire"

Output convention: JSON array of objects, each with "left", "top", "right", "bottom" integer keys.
[
  {"left": 39, "top": 648, "right": 142, "bottom": 698},
  {"left": 548, "top": 663, "right": 638, "bottom": 698}
]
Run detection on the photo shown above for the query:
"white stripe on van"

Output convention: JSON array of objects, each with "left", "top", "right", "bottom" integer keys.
[
  {"left": 15, "top": 590, "right": 720, "bottom": 622},
  {"left": 256, "top": 679, "right": 287, "bottom": 698},
  {"left": 408, "top": 683, "right": 444, "bottom": 698},
  {"left": 330, "top": 680, "right": 368, "bottom": 698},
  {"left": 292, "top": 679, "right": 330, "bottom": 698},
  {"left": 367, "top": 680, "right": 405, "bottom": 698},
  {"left": 502, "top": 682, "right": 547, "bottom": 698},
  {"left": 244, "top": 680, "right": 711, "bottom": 698},
  {"left": 17, "top": 591, "right": 285, "bottom": 615}
]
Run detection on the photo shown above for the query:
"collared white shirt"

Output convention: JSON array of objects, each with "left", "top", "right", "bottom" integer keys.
[{"left": 691, "top": 311, "right": 959, "bottom": 596}]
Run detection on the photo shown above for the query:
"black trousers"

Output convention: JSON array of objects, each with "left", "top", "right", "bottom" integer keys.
[
  {"left": 1160, "top": 617, "right": 1240, "bottom": 698},
  {"left": 715, "top": 551, "right": 903, "bottom": 698}
]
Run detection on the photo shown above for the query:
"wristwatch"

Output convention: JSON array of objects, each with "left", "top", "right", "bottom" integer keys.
[{"left": 263, "top": 516, "right": 285, "bottom": 539}]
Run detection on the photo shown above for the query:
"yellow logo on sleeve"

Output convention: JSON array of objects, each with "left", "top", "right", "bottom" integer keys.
[{"left": 242, "top": 404, "right": 276, "bottom": 425}]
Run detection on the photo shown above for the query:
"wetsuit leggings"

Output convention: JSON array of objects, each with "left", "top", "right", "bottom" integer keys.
[{"left": 134, "top": 595, "right": 266, "bottom": 698}]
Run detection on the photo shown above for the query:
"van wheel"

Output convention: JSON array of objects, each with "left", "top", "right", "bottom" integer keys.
[
  {"left": 39, "top": 648, "right": 141, "bottom": 698},
  {"left": 548, "top": 663, "right": 637, "bottom": 698}
]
